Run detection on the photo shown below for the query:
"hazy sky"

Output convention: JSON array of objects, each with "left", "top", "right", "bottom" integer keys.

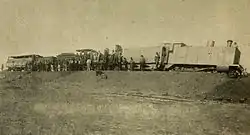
[{"left": 1, "top": 0, "right": 250, "bottom": 63}]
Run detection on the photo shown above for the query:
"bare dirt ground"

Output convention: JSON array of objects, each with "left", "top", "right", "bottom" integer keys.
[{"left": 0, "top": 71, "right": 250, "bottom": 135}]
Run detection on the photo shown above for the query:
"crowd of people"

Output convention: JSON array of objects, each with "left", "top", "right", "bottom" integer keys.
[{"left": 21, "top": 50, "right": 162, "bottom": 72}]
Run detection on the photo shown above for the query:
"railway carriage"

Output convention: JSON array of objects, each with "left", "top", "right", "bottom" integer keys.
[{"left": 6, "top": 54, "right": 43, "bottom": 71}]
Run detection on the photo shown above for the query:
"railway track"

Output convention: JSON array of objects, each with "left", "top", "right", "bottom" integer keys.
[
  {"left": 90, "top": 92, "right": 203, "bottom": 104},
  {"left": 89, "top": 92, "right": 249, "bottom": 106}
]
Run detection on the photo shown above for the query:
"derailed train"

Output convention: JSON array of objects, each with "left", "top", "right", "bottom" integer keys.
[{"left": 123, "top": 42, "right": 245, "bottom": 78}]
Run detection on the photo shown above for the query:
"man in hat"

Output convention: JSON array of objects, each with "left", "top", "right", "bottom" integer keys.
[{"left": 227, "top": 40, "right": 233, "bottom": 47}]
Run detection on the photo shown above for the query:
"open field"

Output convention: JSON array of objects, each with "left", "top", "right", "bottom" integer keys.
[{"left": 0, "top": 71, "right": 250, "bottom": 135}]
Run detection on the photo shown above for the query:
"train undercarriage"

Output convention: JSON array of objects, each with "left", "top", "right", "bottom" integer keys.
[
  {"left": 137, "top": 63, "right": 247, "bottom": 78},
  {"left": 162, "top": 64, "right": 246, "bottom": 78}
]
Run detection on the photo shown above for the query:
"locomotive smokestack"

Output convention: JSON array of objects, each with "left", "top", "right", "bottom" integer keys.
[{"left": 227, "top": 40, "right": 233, "bottom": 47}]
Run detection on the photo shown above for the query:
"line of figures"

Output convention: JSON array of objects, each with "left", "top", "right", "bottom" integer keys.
[{"left": 24, "top": 52, "right": 161, "bottom": 72}]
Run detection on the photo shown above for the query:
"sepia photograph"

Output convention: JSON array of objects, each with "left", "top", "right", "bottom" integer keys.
[{"left": 0, "top": 0, "right": 250, "bottom": 134}]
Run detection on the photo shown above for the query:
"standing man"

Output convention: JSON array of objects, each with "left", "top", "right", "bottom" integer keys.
[
  {"left": 37, "top": 61, "right": 41, "bottom": 71},
  {"left": 108, "top": 53, "right": 113, "bottom": 70},
  {"left": 140, "top": 55, "right": 146, "bottom": 71},
  {"left": 60, "top": 61, "right": 63, "bottom": 71},
  {"left": 63, "top": 60, "right": 67, "bottom": 71},
  {"left": 48, "top": 61, "right": 51, "bottom": 72},
  {"left": 97, "top": 51, "right": 103, "bottom": 70},
  {"left": 90, "top": 53, "right": 95, "bottom": 70},
  {"left": 86, "top": 58, "right": 92, "bottom": 71},
  {"left": 103, "top": 49, "right": 109, "bottom": 70},
  {"left": 123, "top": 58, "right": 128, "bottom": 71},
  {"left": 25, "top": 63, "right": 29, "bottom": 71},
  {"left": 100, "top": 54, "right": 104, "bottom": 70},
  {"left": 1, "top": 64, "right": 4, "bottom": 71},
  {"left": 97, "top": 51, "right": 101, "bottom": 62},
  {"left": 117, "top": 52, "right": 122, "bottom": 70},
  {"left": 129, "top": 57, "right": 135, "bottom": 71},
  {"left": 154, "top": 52, "right": 160, "bottom": 70},
  {"left": 68, "top": 59, "right": 72, "bottom": 71},
  {"left": 111, "top": 50, "right": 115, "bottom": 70},
  {"left": 50, "top": 63, "right": 54, "bottom": 72},
  {"left": 72, "top": 59, "right": 76, "bottom": 71},
  {"left": 45, "top": 61, "right": 48, "bottom": 72},
  {"left": 57, "top": 62, "right": 61, "bottom": 72}
]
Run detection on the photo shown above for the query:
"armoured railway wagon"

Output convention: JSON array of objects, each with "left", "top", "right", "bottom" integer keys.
[
  {"left": 123, "top": 43, "right": 244, "bottom": 78},
  {"left": 6, "top": 54, "right": 43, "bottom": 71}
]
